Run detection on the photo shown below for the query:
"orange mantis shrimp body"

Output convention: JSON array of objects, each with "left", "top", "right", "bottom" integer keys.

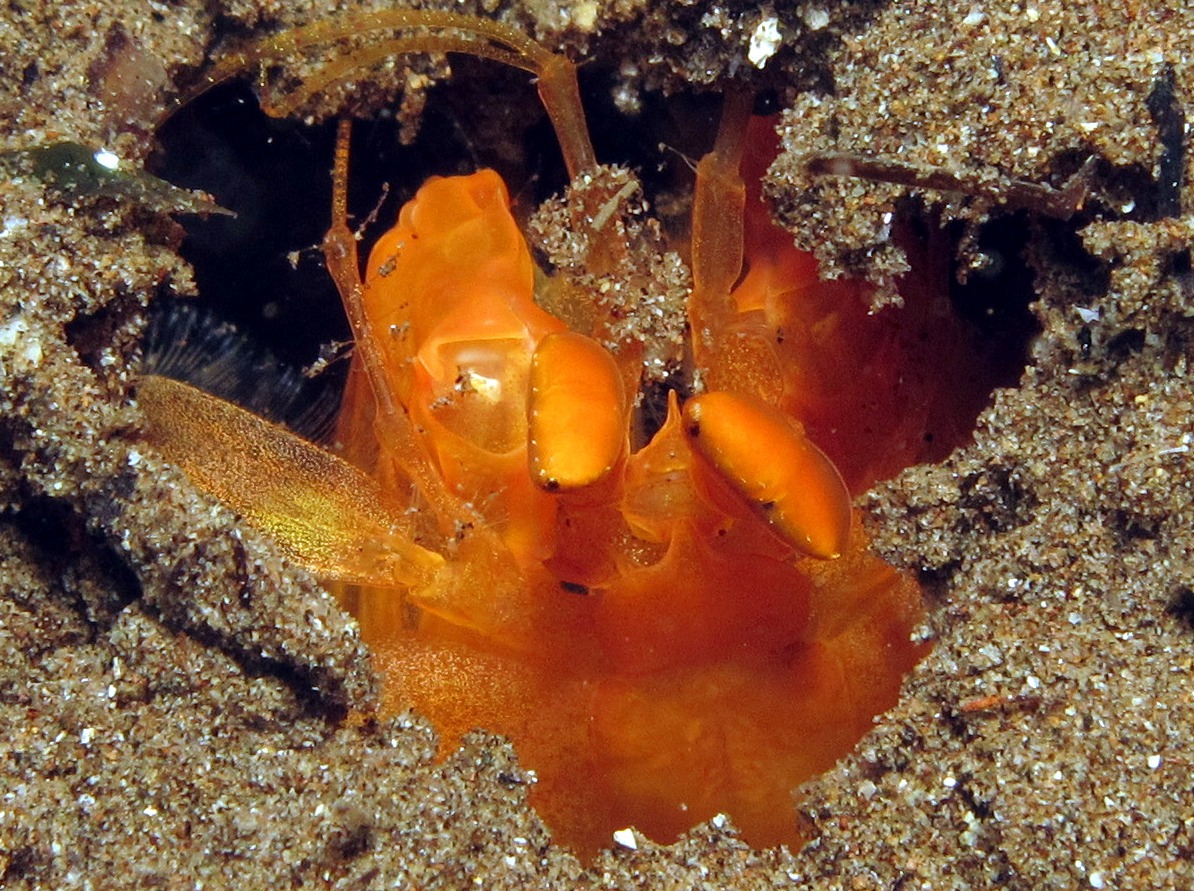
[
  {"left": 326, "top": 130, "right": 925, "bottom": 850},
  {"left": 138, "top": 12, "right": 1003, "bottom": 855}
]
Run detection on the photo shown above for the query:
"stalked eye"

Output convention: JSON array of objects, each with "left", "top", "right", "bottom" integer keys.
[
  {"left": 682, "top": 391, "right": 851, "bottom": 559},
  {"left": 527, "top": 330, "right": 628, "bottom": 491}
]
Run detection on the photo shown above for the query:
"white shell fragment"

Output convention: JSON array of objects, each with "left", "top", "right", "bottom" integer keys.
[{"left": 748, "top": 17, "right": 781, "bottom": 68}]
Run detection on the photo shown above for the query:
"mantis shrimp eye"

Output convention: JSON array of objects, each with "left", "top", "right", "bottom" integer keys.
[
  {"left": 528, "top": 330, "right": 627, "bottom": 491},
  {"left": 682, "top": 391, "right": 851, "bottom": 559}
]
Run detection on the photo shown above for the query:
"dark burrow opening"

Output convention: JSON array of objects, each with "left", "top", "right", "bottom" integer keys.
[{"left": 150, "top": 70, "right": 1045, "bottom": 454}]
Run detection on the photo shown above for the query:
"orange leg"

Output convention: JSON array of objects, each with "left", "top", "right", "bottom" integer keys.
[
  {"left": 689, "top": 90, "right": 785, "bottom": 403},
  {"left": 322, "top": 119, "right": 475, "bottom": 540}
]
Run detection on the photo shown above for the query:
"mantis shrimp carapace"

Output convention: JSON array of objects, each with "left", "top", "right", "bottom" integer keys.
[{"left": 141, "top": 11, "right": 994, "bottom": 853}]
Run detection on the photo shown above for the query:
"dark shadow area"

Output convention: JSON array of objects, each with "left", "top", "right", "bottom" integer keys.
[{"left": 946, "top": 212, "right": 1043, "bottom": 391}]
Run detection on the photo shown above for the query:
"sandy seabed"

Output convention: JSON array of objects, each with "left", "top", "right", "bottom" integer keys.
[{"left": 2, "top": 1, "right": 1193, "bottom": 888}]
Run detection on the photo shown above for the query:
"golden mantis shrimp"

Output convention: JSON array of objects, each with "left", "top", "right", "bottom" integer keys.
[{"left": 142, "top": 11, "right": 993, "bottom": 853}]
